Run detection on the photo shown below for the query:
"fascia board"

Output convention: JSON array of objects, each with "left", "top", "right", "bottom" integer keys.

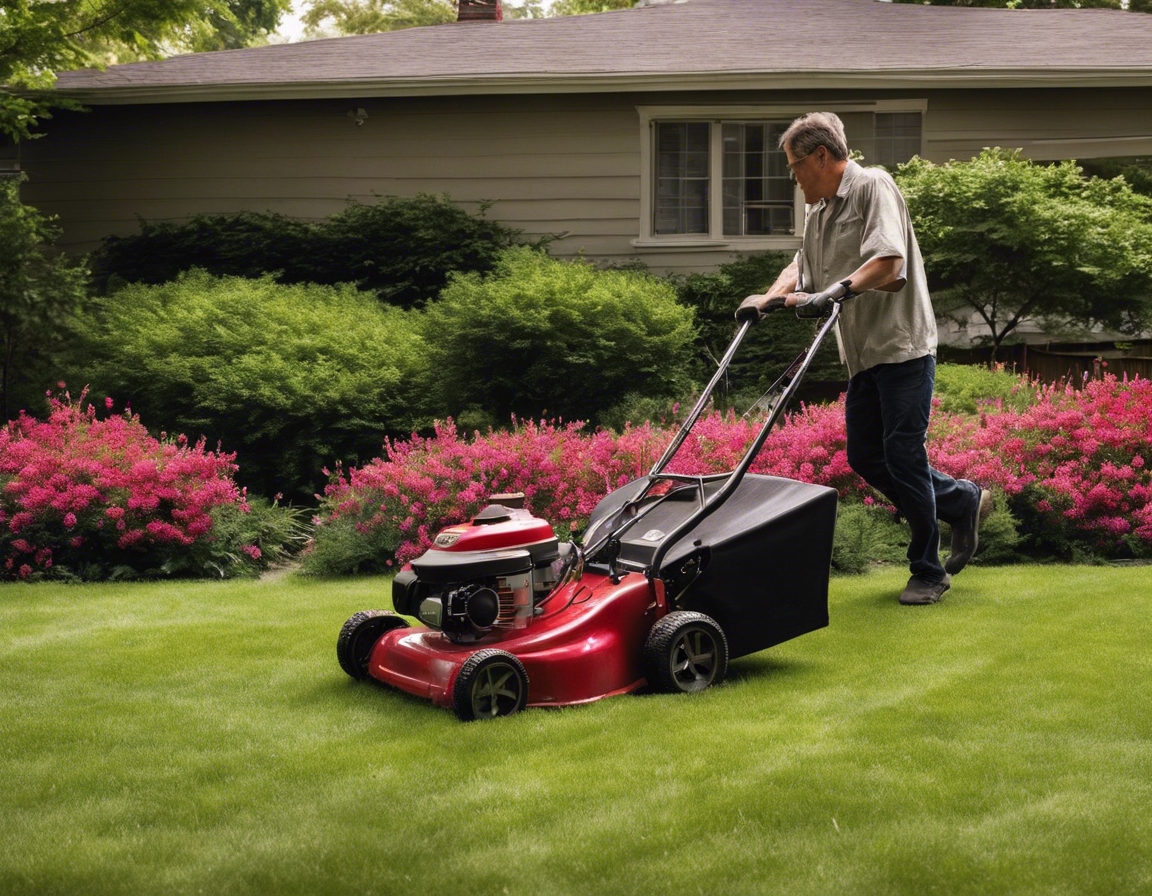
[{"left": 53, "top": 67, "right": 1152, "bottom": 105}]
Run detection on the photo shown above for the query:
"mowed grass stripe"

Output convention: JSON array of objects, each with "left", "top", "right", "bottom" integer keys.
[{"left": 1, "top": 567, "right": 1150, "bottom": 896}]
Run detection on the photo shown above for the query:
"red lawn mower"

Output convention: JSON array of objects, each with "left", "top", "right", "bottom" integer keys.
[{"left": 337, "top": 287, "right": 853, "bottom": 720}]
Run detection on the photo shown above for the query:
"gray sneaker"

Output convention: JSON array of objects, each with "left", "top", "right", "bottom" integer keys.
[
  {"left": 945, "top": 482, "right": 993, "bottom": 576},
  {"left": 899, "top": 574, "right": 951, "bottom": 605}
]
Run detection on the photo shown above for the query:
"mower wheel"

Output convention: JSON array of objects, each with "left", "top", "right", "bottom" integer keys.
[
  {"left": 337, "top": 610, "right": 409, "bottom": 681},
  {"left": 452, "top": 649, "right": 529, "bottom": 721},
  {"left": 643, "top": 611, "right": 728, "bottom": 694}
]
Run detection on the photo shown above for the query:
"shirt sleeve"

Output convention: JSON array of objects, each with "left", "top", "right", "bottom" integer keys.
[{"left": 858, "top": 174, "right": 909, "bottom": 276}]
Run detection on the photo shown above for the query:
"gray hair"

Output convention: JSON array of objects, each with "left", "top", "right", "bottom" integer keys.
[{"left": 779, "top": 112, "right": 850, "bottom": 162}]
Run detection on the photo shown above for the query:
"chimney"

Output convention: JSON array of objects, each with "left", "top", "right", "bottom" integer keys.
[{"left": 457, "top": 0, "right": 503, "bottom": 22}]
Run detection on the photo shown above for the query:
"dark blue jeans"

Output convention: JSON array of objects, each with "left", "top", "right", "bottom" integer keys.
[{"left": 844, "top": 355, "right": 970, "bottom": 583}]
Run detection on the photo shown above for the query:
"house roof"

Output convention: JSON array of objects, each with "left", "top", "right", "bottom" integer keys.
[{"left": 54, "top": 0, "right": 1152, "bottom": 105}]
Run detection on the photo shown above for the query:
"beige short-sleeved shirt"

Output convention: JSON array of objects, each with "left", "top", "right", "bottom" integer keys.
[{"left": 797, "top": 160, "right": 937, "bottom": 378}]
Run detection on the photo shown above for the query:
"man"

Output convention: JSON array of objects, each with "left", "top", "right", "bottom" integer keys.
[{"left": 738, "top": 112, "right": 991, "bottom": 605}]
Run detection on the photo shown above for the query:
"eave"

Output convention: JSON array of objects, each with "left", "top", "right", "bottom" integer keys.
[{"left": 51, "top": 67, "right": 1152, "bottom": 107}]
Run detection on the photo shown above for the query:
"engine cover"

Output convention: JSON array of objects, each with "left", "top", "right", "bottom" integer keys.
[
  {"left": 431, "top": 518, "right": 558, "bottom": 563},
  {"left": 390, "top": 498, "right": 566, "bottom": 641}
]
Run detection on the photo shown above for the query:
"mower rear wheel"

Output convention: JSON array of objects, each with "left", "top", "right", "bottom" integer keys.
[
  {"left": 453, "top": 649, "right": 529, "bottom": 721},
  {"left": 337, "top": 610, "right": 409, "bottom": 681},
  {"left": 643, "top": 611, "right": 728, "bottom": 694}
]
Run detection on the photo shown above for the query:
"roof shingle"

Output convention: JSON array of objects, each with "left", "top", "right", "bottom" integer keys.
[{"left": 54, "top": 0, "right": 1152, "bottom": 101}]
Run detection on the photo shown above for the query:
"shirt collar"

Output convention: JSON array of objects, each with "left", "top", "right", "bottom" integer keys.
[{"left": 835, "top": 159, "right": 862, "bottom": 200}]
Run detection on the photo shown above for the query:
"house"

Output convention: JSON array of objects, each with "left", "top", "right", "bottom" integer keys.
[{"left": 14, "top": 0, "right": 1152, "bottom": 275}]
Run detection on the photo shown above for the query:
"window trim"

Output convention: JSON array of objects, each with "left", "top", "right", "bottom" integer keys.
[{"left": 634, "top": 100, "right": 927, "bottom": 251}]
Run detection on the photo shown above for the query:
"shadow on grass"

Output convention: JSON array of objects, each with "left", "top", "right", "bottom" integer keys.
[{"left": 726, "top": 654, "right": 815, "bottom": 685}]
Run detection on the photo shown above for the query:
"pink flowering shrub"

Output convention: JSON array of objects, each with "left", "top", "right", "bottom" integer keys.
[
  {"left": 1, "top": 391, "right": 297, "bottom": 581},
  {"left": 928, "top": 375, "right": 1152, "bottom": 558},
  {"left": 309, "top": 373, "right": 1152, "bottom": 574},
  {"left": 306, "top": 403, "right": 873, "bottom": 574}
]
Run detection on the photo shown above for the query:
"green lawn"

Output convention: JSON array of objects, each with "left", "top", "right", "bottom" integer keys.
[{"left": 2, "top": 566, "right": 1150, "bottom": 896}]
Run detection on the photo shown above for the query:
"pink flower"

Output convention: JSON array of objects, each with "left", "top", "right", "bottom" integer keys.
[
  {"left": 63, "top": 512, "right": 77, "bottom": 529},
  {"left": 242, "top": 545, "right": 262, "bottom": 560}
]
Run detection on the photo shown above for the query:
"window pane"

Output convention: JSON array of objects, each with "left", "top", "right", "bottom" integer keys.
[
  {"left": 720, "top": 121, "right": 793, "bottom": 237},
  {"left": 872, "top": 112, "right": 922, "bottom": 169},
  {"left": 654, "top": 122, "right": 710, "bottom": 235}
]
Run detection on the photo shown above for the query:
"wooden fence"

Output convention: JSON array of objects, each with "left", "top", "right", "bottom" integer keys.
[{"left": 941, "top": 341, "right": 1152, "bottom": 387}]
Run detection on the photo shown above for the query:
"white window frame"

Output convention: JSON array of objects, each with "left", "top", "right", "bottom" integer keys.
[{"left": 633, "top": 100, "right": 927, "bottom": 252}]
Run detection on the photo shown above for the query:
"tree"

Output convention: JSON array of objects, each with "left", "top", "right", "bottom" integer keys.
[
  {"left": 549, "top": 0, "right": 636, "bottom": 13},
  {"left": 301, "top": 0, "right": 455, "bottom": 34},
  {"left": 1, "top": 0, "right": 291, "bottom": 141},
  {"left": 0, "top": 175, "right": 88, "bottom": 419},
  {"left": 894, "top": 149, "right": 1152, "bottom": 361},
  {"left": 300, "top": 0, "right": 637, "bottom": 37}
]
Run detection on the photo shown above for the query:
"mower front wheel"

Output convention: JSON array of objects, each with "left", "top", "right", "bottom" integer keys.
[
  {"left": 337, "top": 610, "right": 409, "bottom": 681},
  {"left": 453, "top": 649, "right": 529, "bottom": 721},
  {"left": 643, "top": 611, "right": 729, "bottom": 694}
]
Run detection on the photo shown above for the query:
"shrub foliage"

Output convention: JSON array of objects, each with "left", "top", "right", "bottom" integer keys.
[
  {"left": 89, "top": 195, "right": 527, "bottom": 308},
  {"left": 0, "top": 176, "right": 88, "bottom": 420},
  {"left": 896, "top": 149, "right": 1152, "bottom": 359},
  {"left": 933, "top": 362, "right": 1038, "bottom": 415},
  {"left": 421, "top": 248, "right": 696, "bottom": 427},
  {"left": 77, "top": 271, "right": 427, "bottom": 500}
]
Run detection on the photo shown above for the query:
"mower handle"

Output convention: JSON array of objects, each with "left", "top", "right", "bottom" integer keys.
[{"left": 646, "top": 302, "right": 846, "bottom": 577}]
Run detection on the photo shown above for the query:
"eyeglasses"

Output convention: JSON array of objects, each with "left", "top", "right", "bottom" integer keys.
[{"left": 786, "top": 149, "right": 817, "bottom": 182}]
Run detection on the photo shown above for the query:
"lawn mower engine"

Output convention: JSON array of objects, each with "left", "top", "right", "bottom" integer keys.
[{"left": 390, "top": 493, "right": 572, "bottom": 643}]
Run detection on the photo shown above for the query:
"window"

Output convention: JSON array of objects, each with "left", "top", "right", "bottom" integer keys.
[
  {"left": 638, "top": 104, "right": 925, "bottom": 248},
  {"left": 870, "top": 112, "right": 923, "bottom": 170},
  {"left": 0, "top": 135, "right": 18, "bottom": 176}
]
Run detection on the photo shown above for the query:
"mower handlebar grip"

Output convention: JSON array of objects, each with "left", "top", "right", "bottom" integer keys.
[{"left": 735, "top": 294, "right": 787, "bottom": 323}]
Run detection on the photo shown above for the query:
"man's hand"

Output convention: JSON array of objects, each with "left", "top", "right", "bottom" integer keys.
[
  {"left": 786, "top": 281, "right": 855, "bottom": 318},
  {"left": 785, "top": 291, "right": 828, "bottom": 319},
  {"left": 736, "top": 293, "right": 788, "bottom": 322}
]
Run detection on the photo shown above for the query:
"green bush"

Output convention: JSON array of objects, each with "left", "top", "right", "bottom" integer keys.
[
  {"left": 89, "top": 195, "right": 528, "bottom": 308},
  {"left": 421, "top": 248, "right": 696, "bottom": 426},
  {"left": 831, "top": 502, "right": 910, "bottom": 574},
  {"left": 933, "top": 363, "right": 1038, "bottom": 415},
  {"left": 299, "top": 511, "right": 395, "bottom": 578},
  {"left": 317, "top": 196, "right": 529, "bottom": 308},
  {"left": 196, "top": 498, "right": 312, "bottom": 579},
  {"left": 77, "top": 270, "right": 428, "bottom": 501},
  {"left": 0, "top": 175, "right": 88, "bottom": 419},
  {"left": 89, "top": 210, "right": 312, "bottom": 296},
  {"left": 940, "top": 498, "right": 1024, "bottom": 568},
  {"left": 671, "top": 252, "right": 846, "bottom": 411}
]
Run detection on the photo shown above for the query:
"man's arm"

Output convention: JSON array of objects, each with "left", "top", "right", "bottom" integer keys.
[
  {"left": 841, "top": 254, "right": 906, "bottom": 295},
  {"left": 785, "top": 254, "right": 905, "bottom": 307},
  {"left": 735, "top": 259, "right": 800, "bottom": 319}
]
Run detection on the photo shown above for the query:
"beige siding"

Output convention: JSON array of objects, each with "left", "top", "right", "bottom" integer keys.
[
  {"left": 21, "top": 94, "right": 645, "bottom": 263},
  {"left": 19, "top": 86, "right": 1152, "bottom": 277},
  {"left": 923, "top": 87, "right": 1152, "bottom": 162}
]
